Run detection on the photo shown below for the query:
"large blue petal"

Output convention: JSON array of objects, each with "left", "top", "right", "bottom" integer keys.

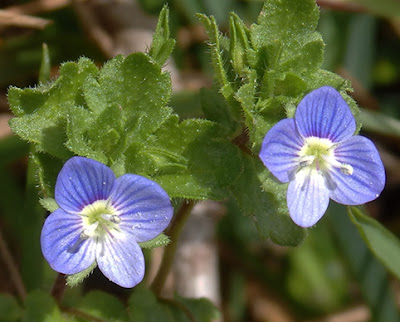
[
  {"left": 295, "top": 86, "right": 356, "bottom": 142},
  {"left": 40, "top": 209, "right": 96, "bottom": 274},
  {"left": 109, "top": 174, "right": 173, "bottom": 242},
  {"left": 55, "top": 157, "right": 116, "bottom": 213},
  {"left": 259, "top": 118, "right": 304, "bottom": 183},
  {"left": 96, "top": 229, "right": 145, "bottom": 288},
  {"left": 287, "top": 168, "right": 330, "bottom": 227},
  {"left": 328, "top": 136, "right": 385, "bottom": 205}
]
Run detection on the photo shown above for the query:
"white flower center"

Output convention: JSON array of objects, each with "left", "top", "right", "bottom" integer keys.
[
  {"left": 79, "top": 200, "right": 120, "bottom": 239},
  {"left": 297, "top": 137, "right": 353, "bottom": 175}
]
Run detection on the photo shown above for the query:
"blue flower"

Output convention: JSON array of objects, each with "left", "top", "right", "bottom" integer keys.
[
  {"left": 259, "top": 86, "right": 385, "bottom": 228},
  {"left": 40, "top": 156, "right": 173, "bottom": 288}
]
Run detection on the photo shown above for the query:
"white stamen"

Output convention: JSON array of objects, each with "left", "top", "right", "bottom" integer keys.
[
  {"left": 80, "top": 221, "right": 99, "bottom": 239},
  {"left": 298, "top": 155, "right": 315, "bottom": 168},
  {"left": 341, "top": 163, "right": 354, "bottom": 175},
  {"left": 101, "top": 214, "right": 121, "bottom": 223}
]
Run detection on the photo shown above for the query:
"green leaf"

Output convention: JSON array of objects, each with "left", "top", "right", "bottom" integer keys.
[
  {"left": 200, "top": 87, "right": 240, "bottom": 137},
  {"left": 286, "top": 221, "right": 349, "bottom": 313},
  {"left": 76, "top": 291, "right": 128, "bottom": 321},
  {"left": 229, "top": 12, "right": 251, "bottom": 76},
  {"left": 230, "top": 154, "right": 305, "bottom": 246},
  {"left": 358, "top": 108, "right": 400, "bottom": 138},
  {"left": 0, "top": 294, "right": 22, "bottom": 321},
  {"left": 33, "top": 152, "right": 64, "bottom": 198},
  {"left": 8, "top": 58, "right": 99, "bottom": 159},
  {"left": 169, "top": 295, "right": 221, "bottom": 322},
  {"left": 66, "top": 261, "right": 97, "bottom": 287},
  {"left": 39, "top": 198, "right": 59, "bottom": 212},
  {"left": 128, "top": 288, "right": 174, "bottom": 322},
  {"left": 329, "top": 204, "right": 399, "bottom": 322},
  {"left": 139, "top": 233, "right": 170, "bottom": 249},
  {"left": 349, "top": 206, "right": 400, "bottom": 281},
  {"left": 128, "top": 288, "right": 220, "bottom": 322},
  {"left": 149, "top": 5, "right": 176, "bottom": 66},
  {"left": 39, "top": 43, "right": 51, "bottom": 84},
  {"left": 197, "top": 13, "right": 240, "bottom": 118},
  {"left": 125, "top": 115, "right": 243, "bottom": 200},
  {"left": 9, "top": 52, "right": 172, "bottom": 167},
  {"left": 94, "top": 53, "right": 172, "bottom": 145},
  {"left": 23, "top": 290, "right": 64, "bottom": 322},
  {"left": 251, "top": 0, "right": 320, "bottom": 52}
]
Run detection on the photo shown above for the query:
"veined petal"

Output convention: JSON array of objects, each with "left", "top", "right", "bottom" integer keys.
[
  {"left": 329, "top": 136, "right": 385, "bottom": 205},
  {"left": 287, "top": 168, "right": 330, "bottom": 227},
  {"left": 96, "top": 229, "right": 145, "bottom": 288},
  {"left": 55, "top": 157, "right": 116, "bottom": 213},
  {"left": 259, "top": 118, "right": 304, "bottom": 183},
  {"left": 109, "top": 174, "right": 173, "bottom": 242},
  {"left": 295, "top": 86, "right": 356, "bottom": 142},
  {"left": 40, "top": 209, "right": 96, "bottom": 274}
]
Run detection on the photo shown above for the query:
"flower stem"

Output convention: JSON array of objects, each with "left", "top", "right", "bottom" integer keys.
[
  {"left": 51, "top": 273, "right": 66, "bottom": 304},
  {"left": 21, "top": 151, "right": 45, "bottom": 290},
  {"left": 150, "top": 200, "right": 196, "bottom": 296}
]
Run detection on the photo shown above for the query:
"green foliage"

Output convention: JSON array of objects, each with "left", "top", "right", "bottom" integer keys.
[
  {"left": 39, "top": 198, "right": 59, "bottom": 212},
  {"left": 66, "top": 261, "right": 97, "bottom": 287},
  {"left": 39, "top": 44, "right": 51, "bottom": 84},
  {"left": 196, "top": 0, "right": 365, "bottom": 244},
  {"left": 200, "top": 0, "right": 357, "bottom": 151},
  {"left": 286, "top": 220, "right": 349, "bottom": 313},
  {"left": 149, "top": 5, "right": 176, "bottom": 66},
  {"left": 124, "top": 115, "right": 243, "bottom": 199},
  {"left": 349, "top": 206, "right": 400, "bottom": 281},
  {"left": 8, "top": 7, "right": 243, "bottom": 203},
  {"left": 329, "top": 204, "right": 399, "bottom": 322},
  {"left": 76, "top": 291, "right": 128, "bottom": 321},
  {"left": 0, "top": 294, "right": 22, "bottom": 321},
  {"left": 139, "top": 233, "right": 170, "bottom": 249},
  {"left": 230, "top": 154, "right": 305, "bottom": 246},
  {"left": 23, "top": 291, "right": 64, "bottom": 322},
  {"left": 128, "top": 288, "right": 219, "bottom": 322}
]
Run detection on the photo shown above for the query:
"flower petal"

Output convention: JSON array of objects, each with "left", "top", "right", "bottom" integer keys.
[
  {"left": 109, "top": 174, "right": 173, "bottom": 242},
  {"left": 40, "top": 209, "right": 96, "bottom": 274},
  {"left": 328, "top": 136, "right": 385, "bottom": 205},
  {"left": 259, "top": 118, "right": 304, "bottom": 183},
  {"left": 295, "top": 86, "right": 356, "bottom": 142},
  {"left": 96, "top": 230, "right": 145, "bottom": 288},
  {"left": 55, "top": 157, "right": 116, "bottom": 213},
  {"left": 287, "top": 168, "right": 330, "bottom": 227}
]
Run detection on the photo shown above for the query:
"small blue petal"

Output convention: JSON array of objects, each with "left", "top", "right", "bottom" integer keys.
[
  {"left": 295, "top": 86, "right": 356, "bottom": 142},
  {"left": 287, "top": 168, "right": 330, "bottom": 227},
  {"left": 55, "top": 157, "right": 116, "bottom": 213},
  {"left": 96, "top": 230, "right": 145, "bottom": 288},
  {"left": 259, "top": 118, "right": 304, "bottom": 183},
  {"left": 329, "top": 136, "right": 385, "bottom": 205},
  {"left": 109, "top": 174, "right": 173, "bottom": 242},
  {"left": 40, "top": 209, "right": 96, "bottom": 274}
]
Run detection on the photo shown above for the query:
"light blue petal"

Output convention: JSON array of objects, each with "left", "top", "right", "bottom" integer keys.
[
  {"left": 295, "top": 86, "right": 356, "bottom": 142},
  {"left": 96, "top": 229, "right": 145, "bottom": 288},
  {"left": 259, "top": 118, "right": 304, "bottom": 183},
  {"left": 40, "top": 209, "right": 96, "bottom": 274},
  {"left": 287, "top": 168, "right": 330, "bottom": 227},
  {"left": 328, "top": 136, "right": 385, "bottom": 205},
  {"left": 55, "top": 157, "right": 116, "bottom": 213},
  {"left": 109, "top": 174, "right": 173, "bottom": 242}
]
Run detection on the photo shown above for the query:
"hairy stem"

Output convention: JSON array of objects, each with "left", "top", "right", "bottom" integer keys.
[
  {"left": 51, "top": 273, "right": 66, "bottom": 304},
  {"left": 150, "top": 200, "right": 196, "bottom": 296}
]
